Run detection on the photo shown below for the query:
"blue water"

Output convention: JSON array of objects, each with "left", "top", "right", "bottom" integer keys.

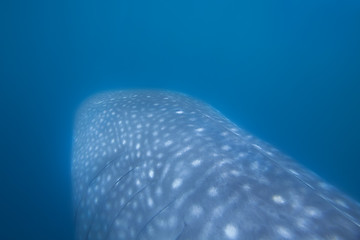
[{"left": 1, "top": 0, "right": 359, "bottom": 239}]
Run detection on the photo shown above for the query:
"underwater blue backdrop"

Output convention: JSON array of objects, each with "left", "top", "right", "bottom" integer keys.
[{"left": 0, "top": 0, "right": 359, "bottom": 239}]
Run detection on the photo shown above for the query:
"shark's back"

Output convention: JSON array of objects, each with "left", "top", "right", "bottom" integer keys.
[{"left": 72, "top": 90, "right": 360, "bottom": 240}]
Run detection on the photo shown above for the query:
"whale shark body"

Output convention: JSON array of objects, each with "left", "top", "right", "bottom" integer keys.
[{"left": 72, "top": 90, "right": 360, "bottom": 240}]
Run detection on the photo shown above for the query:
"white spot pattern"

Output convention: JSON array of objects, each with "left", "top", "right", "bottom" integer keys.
[{"left": 72, "top": 91, "right": 360, "bottom": 240}]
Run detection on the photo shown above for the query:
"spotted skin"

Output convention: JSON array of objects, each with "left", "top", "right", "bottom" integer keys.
[{"left": 72, "top": 90, "right": 360, "bottom": 240}]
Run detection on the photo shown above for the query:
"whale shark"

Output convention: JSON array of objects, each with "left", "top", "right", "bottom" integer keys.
[{"left": 72, "top": 90, "right": 360, "bottom": 240}]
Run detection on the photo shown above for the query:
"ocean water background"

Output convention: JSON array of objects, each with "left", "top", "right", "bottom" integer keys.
[{"left": 0, "top": 0, "right": 359, "bottom": 239}]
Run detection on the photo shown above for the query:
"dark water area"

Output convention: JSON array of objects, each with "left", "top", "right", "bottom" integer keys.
[{"left": 1, "top": 0, "right": 359, "bottom": 239}]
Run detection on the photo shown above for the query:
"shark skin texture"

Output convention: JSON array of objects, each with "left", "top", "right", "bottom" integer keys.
[{"left": 72, "top": 90, "right": 360, "bottom": 240}]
